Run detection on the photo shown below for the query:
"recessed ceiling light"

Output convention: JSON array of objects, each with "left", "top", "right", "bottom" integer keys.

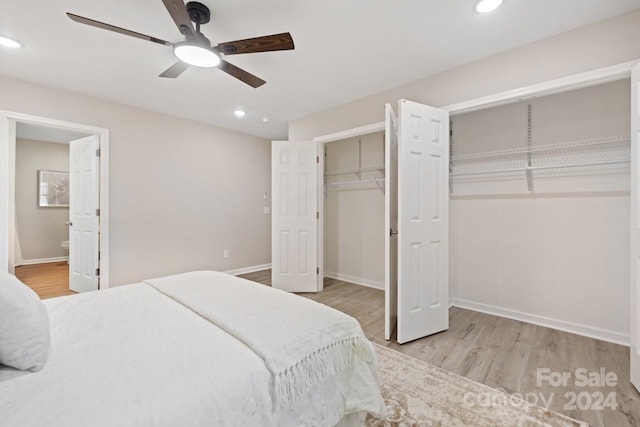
[
  {"left": 0, "top": 36, "right": 21, "bottom": 49},
  {"left": 475, "top": 0, "right": 503, "bottom": 13},
  {"left": 262, "top": 117, "right": 270, "bottom": 123},
  {"left": 234, "top": 109, "right": 246, "bottom": 118}
]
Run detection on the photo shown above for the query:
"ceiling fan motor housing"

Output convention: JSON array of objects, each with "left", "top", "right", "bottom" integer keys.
[{"left": 186, "top": 2, "right": 211, "bottom": 25}]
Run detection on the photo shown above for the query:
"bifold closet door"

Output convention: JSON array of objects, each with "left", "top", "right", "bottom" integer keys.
[
  {"left": 271, "top": 141, "right": 320, "bottom": 293},
  {"left": 397, "top": 99, "right": 450, "bottom": 344},
  {"left": 385, "top": 104, "right": 399, "bottom": 340},
  {"left": 631, "top": 63, "right": 640, "bottom": 392},
  {"left": 69, "top": 135, "right": 100, "bottom": 293}
]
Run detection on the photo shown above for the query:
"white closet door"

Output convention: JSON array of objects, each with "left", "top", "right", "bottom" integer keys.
[
  {"left": 69, "top": 135, "right": 100, "bottom": 293},
  {"left": 271, "top": 141, "right": 320, "bottom": 292},
  {"left": 385, "top": 104, "right": 399, "bottom": 340},
  {"left": 631, "top": 63, "right": 640, "bottom": 392},
  {"left": 397, "top": 99, "right": 449, "bottom": 344}
]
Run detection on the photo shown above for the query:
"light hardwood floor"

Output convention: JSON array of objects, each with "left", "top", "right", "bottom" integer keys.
[
  {"left": 14, "top": 262, "right": 75, "bottom": 299},
  {"left": 240, "top": 269, "right": 640, "bottom": 427}
]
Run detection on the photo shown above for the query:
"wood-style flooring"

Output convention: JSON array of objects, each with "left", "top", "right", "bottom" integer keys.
[
  {"left": 14, "top": 261, "right": 75, "bottom": 299},
  {"left": 240, "top": 269, "right": 640, "bottom": 427}
]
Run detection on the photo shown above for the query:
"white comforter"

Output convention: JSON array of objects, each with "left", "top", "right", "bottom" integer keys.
[
  {"left": 0, "top": 278, "right": 385, "bottom": 427},
  {"left": 145, "top": 271, "right": 378, "bottom": 408}
]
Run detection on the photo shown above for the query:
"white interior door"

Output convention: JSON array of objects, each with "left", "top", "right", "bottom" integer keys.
[
  {"left": 397, "top": 99, "right": 450, "bottom": 344},
  {"left": 631, "top": 63, "right": 640, "bottom": 392},
  {"left": 271, "top": 141, "right": 320, "bottom": 292},
  {"left": 69, "top": 135, "right": 100, "bottom": 293},
  {"left": 385, "top": 104, "right": 399, "bottom": 340}
]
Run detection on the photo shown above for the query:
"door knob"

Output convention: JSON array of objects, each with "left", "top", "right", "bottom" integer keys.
[{"left": 390, "top": 229, "right": 398, "bottom": 236}]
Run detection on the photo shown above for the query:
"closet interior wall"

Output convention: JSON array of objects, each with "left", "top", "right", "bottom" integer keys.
[
  {"left": 324, "top": 131, "right": 385, "bottom": 289},
  {"left": 449, "top": 79, "right": 631, "bottom": 343}
]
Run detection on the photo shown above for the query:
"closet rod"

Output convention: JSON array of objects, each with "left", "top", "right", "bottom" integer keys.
[
  {"left": 325, "top": 166, "right": 385, "bottom": 176},
  {"left": 327, "top": 177, "right": 385, "bottom": 186},
  {"left": 450, "top": 159, "right": 630, "bottom": 177}
]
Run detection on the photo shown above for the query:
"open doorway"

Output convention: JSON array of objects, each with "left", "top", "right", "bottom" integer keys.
[
  {"left": 14, "top": 123, "right": 91, "bottom": 298},
  {"left": 0, "top": 111, "right": 110, "bottom": 297}
]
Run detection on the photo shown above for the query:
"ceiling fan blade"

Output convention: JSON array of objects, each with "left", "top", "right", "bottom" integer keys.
[
  {"left": 218, "top": 60, "right": 266, "bottom": 88},
  {"left": 67, "top": 13, "right": 171, "bottom": 46},
  {"left": 162, "top": 0, "right": 195, "bottom": 39},
  {"left": 217, "top": 33, "right": 294, "bottom": 56},
  {"left": 159, "top": 61, "right": 190, "bottom": 78}
]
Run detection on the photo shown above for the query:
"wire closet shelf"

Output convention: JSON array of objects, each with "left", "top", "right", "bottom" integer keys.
[{"left": 450, "top": 135, "right": 630, "bottom": 180}]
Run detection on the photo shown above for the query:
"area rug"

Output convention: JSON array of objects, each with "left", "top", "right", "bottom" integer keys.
[{"left": 364, "top": 343, "right": 588, "bottom": 427}]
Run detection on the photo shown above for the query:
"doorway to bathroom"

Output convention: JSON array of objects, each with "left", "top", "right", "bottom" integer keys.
[{"left": 0, "top": 111, "right": 110, "bottom": 298}]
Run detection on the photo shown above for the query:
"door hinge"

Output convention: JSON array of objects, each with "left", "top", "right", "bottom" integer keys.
[
  {"left": 316, "top": 267, "right": 319, "bottom": 275},
  {"left": 96, "top": 148, "right": 101, "bottom": 157},
  {"left": 95, "top": 268, "right": 100, "bottom": 277},
  {"left": 316, "top": 211, "right": 319, "bottom": 219},
  {"left": 316, "top": 156, "right": 319, "bottom": 163},
  {"left": 95, "top": 208, "right": 100, "bottom": 216}
]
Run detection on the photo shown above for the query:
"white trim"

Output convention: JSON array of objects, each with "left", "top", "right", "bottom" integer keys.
[
  {"left": 313, "top": 121, "right": 385, "bottom": 144},
  {"left": 443, "top": 60, "right": 639, "bottom": 116},
  {"left": 0, "top": 110, "right": 110, "bottom": 289},
  {"left": 225, "top": 263, "right": 272, "bottom": 276},
  {"left": 317, "top": 143, "right": 324, "bottom": 292},
  {"left": 324, "top": 271, "right": 385, "bottom": 291},
  {"left": 450, "top": 297, "right": 629, "bottom": 347},
  {"left": 18, "top": 257, "right": 69, "bottom": 266}
]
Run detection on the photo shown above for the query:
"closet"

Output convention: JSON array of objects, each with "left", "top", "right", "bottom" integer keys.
[
  {"left": 448, "top": 79, "right": 630, "bottom": 342},
  {"left": 272, "top": 100, "right": 450, "bottom": 343},
  {"left": 322, "top": 132, "right": 385, "bottom": 291}
]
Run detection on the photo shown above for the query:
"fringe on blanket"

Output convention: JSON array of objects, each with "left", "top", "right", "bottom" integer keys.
[{"left": 273, "top": 336, "right": 375, "bottom": 408}]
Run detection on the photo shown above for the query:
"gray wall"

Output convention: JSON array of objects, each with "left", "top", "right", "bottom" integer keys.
[
  {"left": 1, "top": 76, "right": 271, "bottom": 286},
  {"left": 15, "top": 138, "right": 69, "bottom": 260}
]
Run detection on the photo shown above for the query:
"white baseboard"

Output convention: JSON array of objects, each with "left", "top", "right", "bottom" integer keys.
[
  {"left": 449, "top": 297, "right": 629, "bottom": 347},
  {"left": 18, "top": 256, "right": 69, "bottom": 266},
  {"left": 324, "top": 271, "right": 385, "bottom": 290},
  {"left": 225, "top": 263, "right": 272, "bottom": 276}
]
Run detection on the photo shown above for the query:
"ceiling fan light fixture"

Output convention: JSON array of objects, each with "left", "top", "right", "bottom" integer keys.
[
  {"left": 173, "top": 43, "right": 220, "bottom": 67},
  {"left": 475, "top": 0, "right": 503, "bottom": 13},
  {"left": 0, "top": 36, "right": 21, "bottom": 48}
]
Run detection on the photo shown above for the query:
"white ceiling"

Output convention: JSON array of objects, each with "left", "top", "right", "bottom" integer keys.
[
  {"left": 16, "top": 122, "right": 91, "bottom": 144},
  {"left": 1, "top": 0, "right": 639, "bottom": 140}
]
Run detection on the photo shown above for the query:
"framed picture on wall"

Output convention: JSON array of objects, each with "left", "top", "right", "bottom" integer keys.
[{"left": 38, "top": 170, "right": 69, "bottom": 207}]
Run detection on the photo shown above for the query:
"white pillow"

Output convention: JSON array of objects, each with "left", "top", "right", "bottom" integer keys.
[{"left": 0, "top": 270, "right": 51, "bottom": 371}]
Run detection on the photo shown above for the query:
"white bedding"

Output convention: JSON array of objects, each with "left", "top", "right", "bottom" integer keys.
[
  {"left": 145, "top": 271, "right": 378, "bottom": 408},
  {"left": 0, "top": 279, "right": 385, "bottom": 427}
]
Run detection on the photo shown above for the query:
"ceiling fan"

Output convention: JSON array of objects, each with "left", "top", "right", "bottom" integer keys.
[{"left": 67, "top": 0, "right": 295, "bottom": 88}]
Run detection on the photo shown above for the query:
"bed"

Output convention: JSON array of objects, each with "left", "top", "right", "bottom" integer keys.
[{"left": 0, "top": 270, "right": 386, "bottom": 426}]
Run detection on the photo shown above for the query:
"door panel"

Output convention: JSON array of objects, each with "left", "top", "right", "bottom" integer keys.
[
  {"left": 385, "top": 104, "right": 399, "bottom": 340},
  {"left": 272, "top": 141, "right": 319, "bottom": 292},
  {"left": 631, "top": 63, "right": 640, "bottom": 392},
  {"left": 397, "top": 99, "right": 449, "bottom": 344},
  {"left": 69, "top": 135, "right": 99, "bottom": 293}
]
